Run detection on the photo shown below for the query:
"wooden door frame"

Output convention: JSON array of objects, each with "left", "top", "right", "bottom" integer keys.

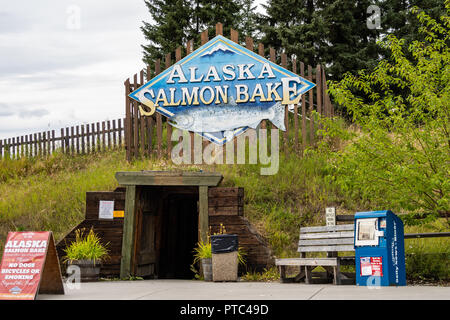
[{"left": 116, "top": 171, "right": 223, "bottom": 279}]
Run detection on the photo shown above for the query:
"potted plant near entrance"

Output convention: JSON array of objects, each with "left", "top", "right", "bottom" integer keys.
[
  {"left": 193, "top": 239, "right": 213, "bottom": 281},
  {"left": 63, "top": 228, "right": 109, "bottom": 282},
  {"left": 192, "top": 224, "right": 246, "bottom": 281}
]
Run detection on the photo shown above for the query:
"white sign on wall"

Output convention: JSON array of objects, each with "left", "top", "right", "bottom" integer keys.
[{"left": 99, "top": 201, "right": 114, "bottom": 220}]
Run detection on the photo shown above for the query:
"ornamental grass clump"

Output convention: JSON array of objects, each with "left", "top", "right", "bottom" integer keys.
[{"left": 63, "top": 228, "right": 109, "bottom": 266}]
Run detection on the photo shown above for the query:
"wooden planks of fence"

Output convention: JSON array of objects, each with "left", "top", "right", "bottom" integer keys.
[
  {"left": 124, "top": 23, "right": 335, "bottom": 162},
  {"left": 0, "top": 118, "right": 125, "bottom": 160}
]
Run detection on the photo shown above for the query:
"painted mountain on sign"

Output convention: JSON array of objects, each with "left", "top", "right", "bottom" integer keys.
[{"left": 200, "top": 43, "right": 238, "bottom": 57}]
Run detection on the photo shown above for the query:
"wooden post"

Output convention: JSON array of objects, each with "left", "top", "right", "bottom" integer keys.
[
  {"left": 269, "top": 47, "right": 276, "bottom": 63},
  {"left": 96, "top": 122, "right": 101, "bottom": 152},
  {"left": 81, "top": 125, "right": 85, "bottom": 154},
  {"left": 108, "top": 120, "right": 112, "bottom": 149},
  {"left": 198, "top": 186, "right": 209, "bottom": 244},
  {"left": 41, "top": 134, "right": 46, "bottom": 157},
  {"left": 38, "top": 133, "right": 42, "bottom": 157},
  {"left": 20, "top": 136, "right": 24, "bottom": 158},
  {"left": 65, "top": 128, "right": 70, "bottom": 155},
  {"left": 86, "top": 124, "right": 90, "bottom": 153},
  {"left": 292, "top": 58, "right": 299, "bottom": 154},
  {"left": 91, "top": 123, "right": 96, "bottom": 152},
  {"left": 245, "top": 37, "right": 253, "bottom": 51},
  {"left": 76, "top": 126, "right": 80, "bottom": 154},
  {"left": 51, "top": 130, "right": 55, "bottom": 154},
  {"left": 139, "top": 70, "right": 145, "bottom": 155},
  {"left": 133, "top": 73, "right": 139, "bottom": 158},
  {"left": 230, "top": 29, "right": 238, "bottom": 43},
  {"left": 102, "top": 121, "right": 106, "bottom": 151},
  {"left": 120, "top": 185, "right": 137, "bottom": 278},
  {"left": 258, "top": 43, "right": 266, "bottom": 130},
  {"left": 29, "top": 134, "right": 33, "bottom": 157},
  {"left": 112, "top": 119, "right": 117, "bottom": 148},
  {"left": 155, "top": 59, "right": 162, "bottom": 158},
  {"left": 0, "top": 139, "right": 2, "bottom": 159},
  {"left": 316, "top": 65, "right": 322, "bottom": 117},
  {"left": 118, "top": 119, "right": 123, "bottom": 148},
  {"left": 215, "top": 22, "right": 223, "bottom": 36},
  {"left": 281, "top": 53, "right": 288, "bottom": 154},
  {"left": 308, "top": 65, "right": 314, "bottom": 145},
  {"left": 201, "top": 30, "right": 209, "bottom": 45},
  {"left": 125, "top": 79, "right": 131, "bottom": 161},
  {"left": 165, "top": 53, "right": 172, "bottom": 158},
  {"left": 300, "top": 62, "right": 307, "bottom": 153}
]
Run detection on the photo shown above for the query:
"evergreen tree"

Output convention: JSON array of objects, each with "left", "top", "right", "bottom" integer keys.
[
  {"left": 238, "top": 0, "right": 260, "bottom": 38},
  {"left": 141, "top": 0, "right": 193, "bottom": 69},
  {"left": 141, "top": 0, "right": 256, "bottom": 69},
  {"left": 260, "top": 0, "right": 382, "bottom": 80},
  {"left": 195, "top": 0, "right": 245, "bottom": 40},
  {"left": 319, "top": 0, "right": 381, "bottom": 79}
]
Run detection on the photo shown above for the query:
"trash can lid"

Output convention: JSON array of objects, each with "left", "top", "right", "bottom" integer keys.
[{"left": 211, "top": 234, "right": 238, "bottom": 254}]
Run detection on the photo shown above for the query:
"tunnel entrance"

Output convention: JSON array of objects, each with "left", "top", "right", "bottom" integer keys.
[{"left": 134, "top": 186, "right": 199, "bottom": 279}]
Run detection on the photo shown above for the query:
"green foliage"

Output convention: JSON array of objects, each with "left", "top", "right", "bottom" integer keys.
[
  {"left": 192, "top": 239, "right": 212, "bottom": 263},
  {"left": 63, "top": 228, "right": 109, "bottom": 265},
  {"left": 241, "top": 266, "right": 280, "bottom": 282},
  {"left": 326, "top": 4, "right": 450, "bottom": 222},
  {"left": 141, "top": 0, "right": 256, "bottom": 68},
  {"left": 405, "top": 238, "right": 450, "bottom": 281}
]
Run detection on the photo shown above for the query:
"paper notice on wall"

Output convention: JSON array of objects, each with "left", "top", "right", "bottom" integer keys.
[{"left": 99, "top": 200, "right": 114, "bottom": 220}]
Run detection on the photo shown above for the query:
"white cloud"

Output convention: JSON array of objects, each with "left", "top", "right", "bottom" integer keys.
[{"left": 0, "top": 0, "right": 148, "bottom": 138}]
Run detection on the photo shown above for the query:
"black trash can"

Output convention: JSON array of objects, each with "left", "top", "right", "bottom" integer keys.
[{"left": 211, "top": 234, "right": 238, "bottom": 282}]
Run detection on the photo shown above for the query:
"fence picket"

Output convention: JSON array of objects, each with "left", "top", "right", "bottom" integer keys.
[{"left": 81, "top": 125, "right": 85, "bottom": 154}]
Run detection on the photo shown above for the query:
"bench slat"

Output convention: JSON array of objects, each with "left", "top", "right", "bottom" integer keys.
[
  {"left": 299, "top": 231, "right": 354, "bottom": 240},
  {"left": 297, "top": 245, "right": 355, "bottom": 252},
  {"left": 298, "top": 238, "right": 354, "bottom": 246},
  {"left": 300, "top": 224, "right": 354, "bottom": 233},
  {"left": 276, "top": 258, "right": 338, "bottom": 267}
]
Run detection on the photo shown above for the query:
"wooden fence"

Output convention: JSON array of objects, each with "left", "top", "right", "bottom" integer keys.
[
  {"left": 124, "top": 23, "right": 334, "bottom": 161},
  {"left": 0, "top": 118, "right": 124, "bottom": 160}
]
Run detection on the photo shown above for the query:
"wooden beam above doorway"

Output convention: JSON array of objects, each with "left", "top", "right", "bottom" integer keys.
[{"left": 115, "top": 171, "right": 223, "bottom": 187}]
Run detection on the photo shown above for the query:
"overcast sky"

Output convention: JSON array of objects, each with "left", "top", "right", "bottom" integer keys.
[{"left": 0, "top": 1, "right": 267, "bottom": 139}]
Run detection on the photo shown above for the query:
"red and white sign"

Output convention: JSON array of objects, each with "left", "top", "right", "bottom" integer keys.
[
  {"left": 0, "top": 231, "right": 63, "bottom": 300},
  {"left": 360, "top": 256, "right": 383, "bottom": 277},
  {"left": 371, "top": 257, "right": 383, "bottom": 276}
]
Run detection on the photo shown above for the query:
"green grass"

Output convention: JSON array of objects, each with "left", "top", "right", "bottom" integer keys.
[
  {"left": 0, "top": 141, "right": 448, "bottom": 282},
  {"left": 0, "top": 148, "right": 202, "bottom": 253}
]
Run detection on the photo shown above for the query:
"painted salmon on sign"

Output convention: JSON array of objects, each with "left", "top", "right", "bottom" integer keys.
[{"left": 129, "top": 35, "right": 315, "bottom": 145}]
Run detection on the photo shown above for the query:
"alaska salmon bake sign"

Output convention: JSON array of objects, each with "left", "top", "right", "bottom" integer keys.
[
  {"left": 129, "top": 35, "right": 315, "bottom": 145},
  {"left": 0, "top": 231, "right": 64, "bottom": 300}
]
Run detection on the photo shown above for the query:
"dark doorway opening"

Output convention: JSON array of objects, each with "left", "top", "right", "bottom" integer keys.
[{"left": 135, "top": 186, "right": 199, "bottom": 279}]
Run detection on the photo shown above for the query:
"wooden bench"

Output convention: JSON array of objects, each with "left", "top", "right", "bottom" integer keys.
[{"left": 275, "top": 224, "right": 355, "bottom": 285}]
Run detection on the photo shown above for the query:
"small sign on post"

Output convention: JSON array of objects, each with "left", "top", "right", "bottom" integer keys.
[
  {"left": 0, "top": 231, "right": 64, "bottom": 300},
  {"left": 325, "top": 207, "right": 336, "bottom": 226}
]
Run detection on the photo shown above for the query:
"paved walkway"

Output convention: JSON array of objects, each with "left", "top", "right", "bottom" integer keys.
[{"left": 38, "top": 280, "right": 450, "bottom": 300}]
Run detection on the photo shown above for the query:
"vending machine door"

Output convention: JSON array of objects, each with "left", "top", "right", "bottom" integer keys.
[{"left": 355, "top": 218, "right": 384, "bottom": 246}]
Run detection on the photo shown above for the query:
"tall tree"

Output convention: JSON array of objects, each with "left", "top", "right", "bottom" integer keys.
[
  {"left": 141, "top": 0, "right": 256, "bottom": 69},
  {"left": 141, "top": 0, "right": 193, "bottom": 69},
  {"left": 260, "top": 0, "right": 382, "bottom": 80},
  {"left": 238, "top": 0, "right": 260, "bottom": 39}
]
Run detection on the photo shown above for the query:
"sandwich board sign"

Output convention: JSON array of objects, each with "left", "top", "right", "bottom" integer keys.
[
  {"left": 129, "top": 35, "right": 315, "bottom": 145},
  {"left": 0, "top": 231, "right": 64, "bottom": 300}
]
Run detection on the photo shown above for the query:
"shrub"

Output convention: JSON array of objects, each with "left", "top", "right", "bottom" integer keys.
[{"left": 63, "top": 228, "right": 109, "bottom": 266}]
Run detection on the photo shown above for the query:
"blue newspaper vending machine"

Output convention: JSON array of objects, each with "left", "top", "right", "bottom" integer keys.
[{"left": 354, "top": 210, "right": 406, "bottom": 286}]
